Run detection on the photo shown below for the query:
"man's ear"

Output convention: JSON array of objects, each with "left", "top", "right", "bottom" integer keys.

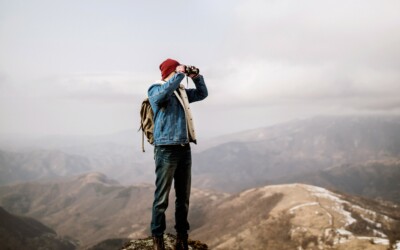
[{"left": 164, "top": 71, "right": 176, "bottom": 81}]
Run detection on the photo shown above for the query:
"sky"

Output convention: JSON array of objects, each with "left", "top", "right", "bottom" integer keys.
[{"left": 0, "top": 0, "right": 399, "bottom": 138}]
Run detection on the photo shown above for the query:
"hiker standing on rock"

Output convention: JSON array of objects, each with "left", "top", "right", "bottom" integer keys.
[{"left": 148, "top": 58, "right": 208, "bottom": 250}]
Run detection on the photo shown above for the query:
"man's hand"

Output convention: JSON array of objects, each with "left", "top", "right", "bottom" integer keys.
[
  {"left": 176, "top": 65, "right": 186, "bottom": 74},
  {"left": 176, "top": 64, "right": 200, "bottom": 78},
  {"left": 187, "top": 66, "right": 200, "bottom": 78}
]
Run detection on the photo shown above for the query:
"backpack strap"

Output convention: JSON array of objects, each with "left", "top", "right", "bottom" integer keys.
[
  {"left": 139, "top": 98, "right": 150, "bottom": 153},
  {"left": 139, "top": 105, "right": 146, "bottom": 153},
  {"left": 142, "top": 129, "right": 145, "bottom": 152}
]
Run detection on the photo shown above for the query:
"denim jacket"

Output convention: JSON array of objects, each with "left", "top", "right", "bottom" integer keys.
[{"left": 148, "top": 73, "right": 208, "bottom": 146}]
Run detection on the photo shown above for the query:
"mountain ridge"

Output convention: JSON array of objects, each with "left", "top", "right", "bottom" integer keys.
[{"left": 192, "top": 115, "right": 400, "bottom": 196}]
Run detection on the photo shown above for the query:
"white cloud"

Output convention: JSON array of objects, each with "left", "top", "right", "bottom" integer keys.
[
  {"left": 204, "top": 0, "right": 400, "bottom": 112},
  {"left": 207, "top": 59, "right": 400, "bottom": 109},
  {"left": 53, "top": 72, "right": 149, "bottom": 100},
  {"left": 2, "top": 71, "right": 153, "bottom": 102},
  {"left": 225, "top": 0, "right": 400, "bottom": 66}
]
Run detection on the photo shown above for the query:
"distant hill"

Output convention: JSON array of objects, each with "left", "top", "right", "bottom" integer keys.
[
  {"left": 0, "top": 206, "right": 76, "bottom": 250},
  {"left": 0, "top": 149, "right": 91, "bottom": 186},
  {"left": 192, "top": 115, "right": 400, "bottom": 196},
  {"left": 275, "top": 160, "right": 400, "bottom": 202},
  {"left": 0, "top": 136, "right": 154, "bottom": 187}
]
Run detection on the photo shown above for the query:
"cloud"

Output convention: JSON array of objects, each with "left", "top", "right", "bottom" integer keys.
[
  {"left": 206, "top": 59, "right": 400, "bottom": 107},
  {"left": 202, "top": 0, "right": 400, "bottom": 112},
  {"left": 225, "top": 0, "right": 400, "bottom": 66},
  {"left": 53, "top": 72, "right": 147, "bottom": 101},
  {"left": 4, "top": 71, "right": 153, "bottom": 103}
]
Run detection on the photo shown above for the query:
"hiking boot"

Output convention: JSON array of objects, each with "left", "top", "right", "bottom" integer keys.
[
  {"left": 175, "top": 233, "right": 188, "bottom": 250},
  {"left": 152, "top": 235, "right": 165, "bottom": 250}
]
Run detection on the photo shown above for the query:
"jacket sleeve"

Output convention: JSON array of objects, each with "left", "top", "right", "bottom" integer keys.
[
  {"left": 186, "top": 75, "right": 208, "bottom": 103},
  {"left": 148, "top": 73, "right": 185, "bottom": 106}
]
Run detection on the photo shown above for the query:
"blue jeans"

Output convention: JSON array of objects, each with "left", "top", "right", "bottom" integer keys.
[{"left": 151, "top": 144, "right": 191, "bottom": 237}]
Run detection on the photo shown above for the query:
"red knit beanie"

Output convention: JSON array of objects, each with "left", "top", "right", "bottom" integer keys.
[{"left": 159, "top": 58, "right": 180, "bottom": 80}]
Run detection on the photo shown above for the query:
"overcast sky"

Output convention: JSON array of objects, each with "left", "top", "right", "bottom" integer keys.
[{"left": 1, "top": 0, "right": 399, "bottom": 138}]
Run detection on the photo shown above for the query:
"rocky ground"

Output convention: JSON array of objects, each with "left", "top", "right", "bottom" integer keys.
[{"left": 121, "top": 234, "right": 208, "bottom": 250}]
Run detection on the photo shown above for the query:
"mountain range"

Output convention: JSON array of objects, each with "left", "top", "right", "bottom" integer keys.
[
  {"left": 275, "top": 160, "right": 400, "bottom": 202},
  {"left": 1, "top": 115, "right": 400, "bottom": 249},
  {"left": 192, "top": 115, "right": 400, "bottom": 200},
  {"left": 0, "top": 130, "right": 154, "bottom": 186},
  {"left": 0, "top": 149, "right": 91, "bottom": 186},
  {"left": 0, "top": 173, "right": 399, "bottom": 249},
  {"left": 1, "top": 115, "right": 400, "bottom": 204}
]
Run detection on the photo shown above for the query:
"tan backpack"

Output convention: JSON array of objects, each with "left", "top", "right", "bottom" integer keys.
[{"left": 139, "top": 98, "right": 154, "bottom": 152}]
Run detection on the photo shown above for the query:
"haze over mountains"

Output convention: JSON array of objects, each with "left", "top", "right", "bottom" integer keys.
[
  {"left": 0, "top": 130, "right": 154, "bottom": 186},
  {"left": 1, "top": 115, "right": 400, "bottom": 249},
  {"left": 0, "top": 149, "right": 91, "bottom": 185},
  {"left": 2, "top": 115, "right": 399, "bottom": 202},
  {"left": 193, "top": 115, "right": 400, "bottom": 200}
]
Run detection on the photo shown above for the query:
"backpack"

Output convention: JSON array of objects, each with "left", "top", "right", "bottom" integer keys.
[{"left": 139, "top": 98, "right": 154, "bottom": 152}]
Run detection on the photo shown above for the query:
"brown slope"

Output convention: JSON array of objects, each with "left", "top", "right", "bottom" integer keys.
[
  {"left": 0, "top": 206, "right": 76, "bottom": 250},
  {"left": 190, "top": 184, "right": 400, "bottom": 250}
]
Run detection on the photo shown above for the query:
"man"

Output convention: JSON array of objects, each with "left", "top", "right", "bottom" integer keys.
[{"left": 148, "top": 58, "right": 208, "bottom": 250}]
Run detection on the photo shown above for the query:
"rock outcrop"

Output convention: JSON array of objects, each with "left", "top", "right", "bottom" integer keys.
[{"left": 121, "top": 234, "right": 208, "bottom": 250}]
